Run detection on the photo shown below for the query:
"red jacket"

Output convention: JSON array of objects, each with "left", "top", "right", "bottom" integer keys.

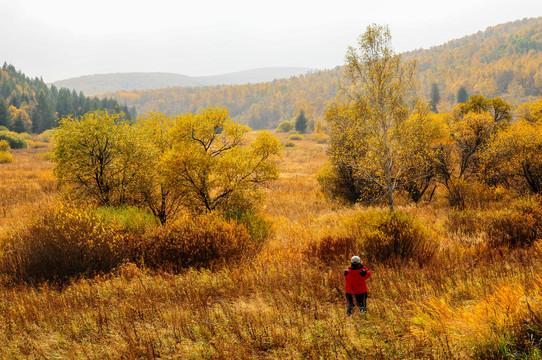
[{"left": 345, "top": 265, "right": 371, "bottom": 294}]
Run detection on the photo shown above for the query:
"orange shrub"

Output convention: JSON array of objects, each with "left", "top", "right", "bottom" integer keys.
[
  {"left": 141, "top": 213, "right": 253, "bottom": 271},
  {"left": 307, "top": 235, "right": 359, "bottom": 265}
]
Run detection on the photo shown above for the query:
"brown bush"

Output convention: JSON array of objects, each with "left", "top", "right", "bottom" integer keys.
[
  {"left": 307, "top": 235, "right": 359, "bottom": 265},
  {"left": 447, "top": 178, "right": 497, "bottom": 210},
  {"left": 141, "top": 213, "right": 254, "bottom": 271},
  {"left": 447, "top": 195, "right": 542, "bottom": 248},
  {"left": 486, "top": 196, "right": 542, "bottom": 247}
]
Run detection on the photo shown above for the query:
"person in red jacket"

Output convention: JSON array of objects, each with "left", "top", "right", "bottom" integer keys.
[{"left": 344, "top": 255, "right": 371, "bottom": 316}]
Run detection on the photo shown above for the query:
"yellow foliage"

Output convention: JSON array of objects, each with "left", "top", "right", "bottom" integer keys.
[
  {"left": 0, "top": 151, "right": 13, "bottom": 164},
  {"left": 410, "top": 279, "right": 542, "bottom": 357}
]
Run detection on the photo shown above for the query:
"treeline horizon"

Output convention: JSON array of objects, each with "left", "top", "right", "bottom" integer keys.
[{"left": 0, "top": 63, "right": 135, "bottom": 134}]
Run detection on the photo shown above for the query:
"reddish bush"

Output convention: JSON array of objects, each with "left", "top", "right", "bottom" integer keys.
[{"left": 141, "top": 213, "right": 253, "bottom": 271}]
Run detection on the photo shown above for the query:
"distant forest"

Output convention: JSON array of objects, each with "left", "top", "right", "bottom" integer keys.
[
  {"left": 110, "top": 17, "right": 542, "bottom": 130},
  {"left": 0, "top": 63, "right": 135, "bottom": 134},
  {"left": 112, "top": 69, "right": 343, "bottom": 130}
]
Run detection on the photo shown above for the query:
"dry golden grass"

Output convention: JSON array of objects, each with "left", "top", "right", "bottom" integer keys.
[
  {"left": 0, "top": 137, "right": 541, "bottom": 359},
  {"left": 0, "top": 146, "right": 57, "bottom": 229}
]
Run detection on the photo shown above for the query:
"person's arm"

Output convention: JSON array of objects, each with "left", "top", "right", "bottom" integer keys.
[{"left": 361, "top": 266, "right": 371, "bottom": 279}]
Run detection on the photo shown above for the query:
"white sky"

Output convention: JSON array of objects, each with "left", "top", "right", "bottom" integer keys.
[{"left": 2, "top": 0, "right": 542, "bottom": 82}]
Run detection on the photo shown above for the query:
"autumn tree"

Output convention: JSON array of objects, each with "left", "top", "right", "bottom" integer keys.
[
  {"left": 516, "top": 97, "right": 542, "bottom": 123},
  {"left": 163, "top": 107, "right": 281, "bottom": 214},
  {"left": 325, "top": 24, "right": 424, "bottom": 210},
  {"left": 480, "top": 100, "right": 542, "bottom": 193},
  {"left": 438, "top": 95, "right": 513, "bottom": 183},
  {"left": 401, "top": 110, "right": 448, "bottom": 203},
  {"left": 9, "top": 106, "right": 31, "bottom": 133},
  {"left": 131, "top": 111, "right": 185, "bottom": 224},
  {"left": 454, "top": 94, "right": 512, "bottom": 125},
  {"left": 53, "top": 111, "right": 141, "bottom": 206}
]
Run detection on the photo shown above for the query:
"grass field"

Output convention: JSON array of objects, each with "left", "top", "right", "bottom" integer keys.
[{"left": 0, "top": 139, "right": 541, "bottom": 359}]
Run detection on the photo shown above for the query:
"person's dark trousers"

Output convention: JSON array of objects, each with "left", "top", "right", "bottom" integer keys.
[{"left": 346, "top": 292, "right": 368, "bottom": 316}]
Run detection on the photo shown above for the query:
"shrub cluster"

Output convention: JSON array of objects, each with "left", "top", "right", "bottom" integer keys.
[
  {"left": 95, "top": 205, "right": 160, "bottom": 235},
  {"left": 284, "top": 141, "right": 295, "bottom": 148},
  {"left": 288, "top": 134, "right": 304, "bottom": 141},
  {"left": 0, "top": 204, "right": 261, "bottom": 284},
  {"left": 343, "top": 210, "right": 437, "bottom": 264},
  {"left": 223, "top": 209, "right": 273, "bottom": 245},
  {"left": 276, "top": 120, "right": 293, "bottom": 133},
  {"left": 140, "top": 213, "right": 253, "bottom": 271},
  {"left": 308, "top": 209, "right": 436, "bottom": 265},
  {"left": 33, "top": 129, "right": 55, "bottom": 143},
  {"left": 0, "top": 130, "right": 28, "bottom": 149},
  {"left": 448, "top": 195, "right": 542, "bottom": 247},
  {"left": 0, "top": 204, "right": 130, "bottom": 284},
  {"left": 308, "top": 132, "right": 330, "bottom": 144}
]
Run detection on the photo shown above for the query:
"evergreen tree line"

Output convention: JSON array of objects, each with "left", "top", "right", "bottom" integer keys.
[{"left": 0, "top": 63, "right": 136, "bottom": 133}]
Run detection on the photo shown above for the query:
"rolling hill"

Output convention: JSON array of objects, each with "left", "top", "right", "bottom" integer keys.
[{"left": 52, "top": 67, "right": 313, "bottom": 96}]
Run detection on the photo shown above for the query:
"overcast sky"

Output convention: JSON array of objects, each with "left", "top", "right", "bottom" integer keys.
[{"left": 2, "top": 0, "right": 542, "bottom": 82}]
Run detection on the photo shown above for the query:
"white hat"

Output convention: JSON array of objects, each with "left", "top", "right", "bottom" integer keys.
[{"left": 351, "top": 256, "right": 361, "bottom": 264}]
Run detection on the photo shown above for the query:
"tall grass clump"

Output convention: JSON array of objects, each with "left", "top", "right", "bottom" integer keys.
[
  {"left": 447, "top": 178, "right": 500, "bottom": 210},
  {"left": 0, "top": 204, "right": 131, "bottom": 284},
  {"left": 343, "top": 209, "right": 437, "bottom": 264},
  {"left": 410, "top": 280, "right": 542, "bottom": 358},
  {"left": 141, "top": 213, "right": 253, "bottom": 271}
]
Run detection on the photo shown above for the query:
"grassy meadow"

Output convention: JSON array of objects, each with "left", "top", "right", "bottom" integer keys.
[{"left": 0, "top": 137, "right": 541, "bottom": 359}]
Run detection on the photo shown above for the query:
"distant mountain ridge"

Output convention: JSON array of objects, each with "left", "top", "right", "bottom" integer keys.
[{"left": 53, "top": 67, "right": 314, "bottom": 96}]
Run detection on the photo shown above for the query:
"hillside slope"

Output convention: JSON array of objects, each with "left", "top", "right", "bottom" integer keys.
[
  {"left": 406, "top": 17, "right": 542, "bottom": 108},
  {"left": 110, "top": 17, "right": 542, "bottom": 129}
]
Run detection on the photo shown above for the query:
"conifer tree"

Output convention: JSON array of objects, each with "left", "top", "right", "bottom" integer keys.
[
  {"left": 457, "top": 86, "right": 468, "bottom": 104},
  {"left": 295, "top": 110, "right": 307, "bottom": 133},
  {"left": 0, "top": 97, "right": 12, "bottom": 129}
]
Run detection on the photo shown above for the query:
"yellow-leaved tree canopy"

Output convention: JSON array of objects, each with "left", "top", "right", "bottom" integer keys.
[
  {"left": 320, "top": 24, "right": 443, "bottom": 209},
  {"left": 53, "top": 107, "right": 281, "bottom": 224}
]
